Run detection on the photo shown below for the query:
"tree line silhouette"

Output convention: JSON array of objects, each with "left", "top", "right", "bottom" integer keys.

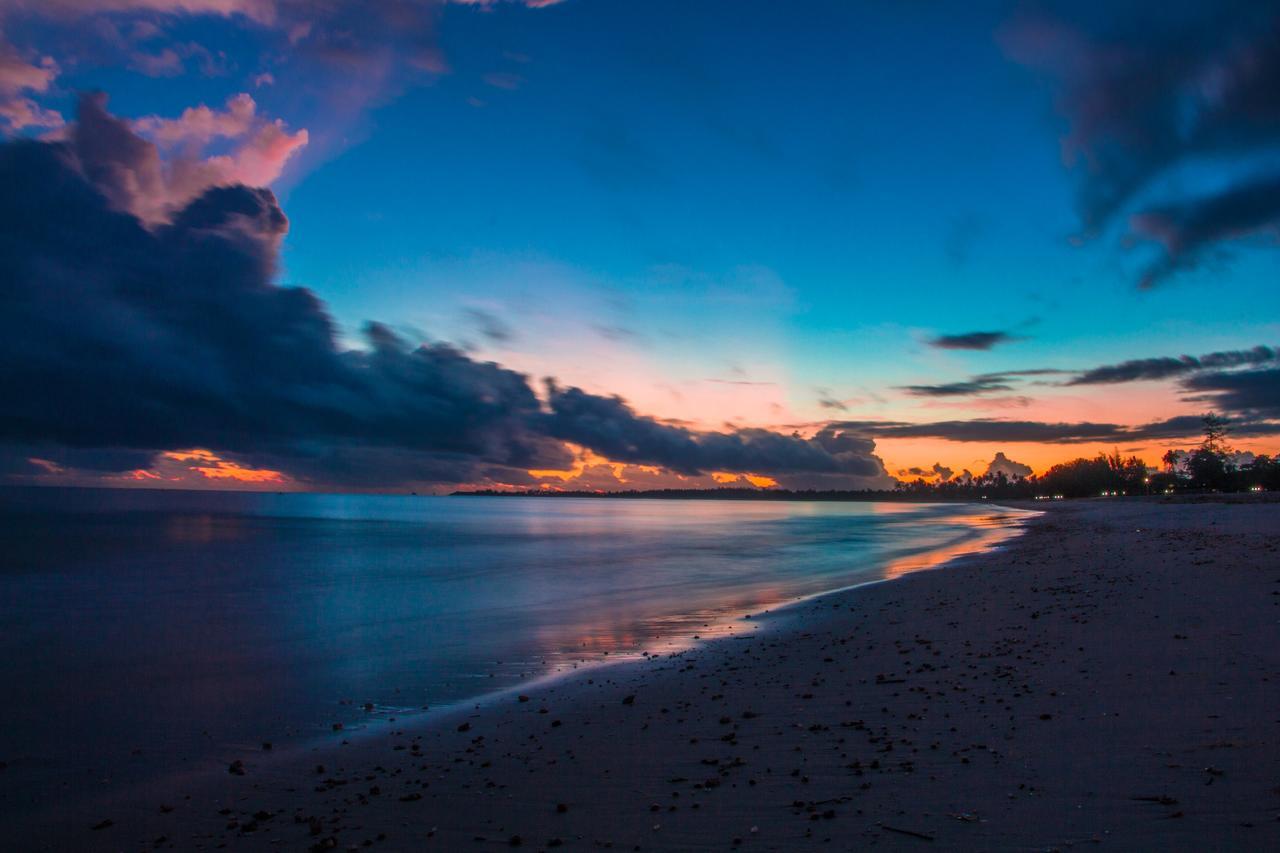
[{"left": 894, "top": 414, "right": 1277, "bottom": 499}]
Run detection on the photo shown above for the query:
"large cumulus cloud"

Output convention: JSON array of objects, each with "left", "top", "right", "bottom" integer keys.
[{"left": 0, "top": 96, "right": 890, "bottom": 490}]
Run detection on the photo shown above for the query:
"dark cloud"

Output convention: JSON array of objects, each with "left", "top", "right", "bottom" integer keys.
[
  {"left": 1132, "top": 178, "right": 1280, "bottom": 287},
  {"left": 908, "top": 346, "right": 1274, "bottom": 400},
  {"left": 0, "top": 122, "right": 559, "bottom": 479},
  {"left": 899, "top": 461, "right": 954, "bottom": 481},
  {"left": 927, "top": 331, "right": 1022, "bottom": 351},
  {"left": 1066, "top": 346, "right": 1276, "bottom": 385},
  {"left": 0, "top": 96, "right": 892, "bottom": 490},
  {"left": 1004, "top": 2, "right": 1280, "bottom": 285},
  {"left": 1183, "top": 367, "right": 1280, "bottom": 418},
  {"left": 900, "top": 367, "right": 1064, "bottom": 398},
  {"left": 541, "top": 383, "right": 888, "bottom": 482},
  {"left": 899, "top": 377, "right": 1013, "bottom": 397}
]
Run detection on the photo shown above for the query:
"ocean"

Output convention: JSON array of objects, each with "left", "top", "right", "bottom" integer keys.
[{"left": 0, "top": 487, "right": 1026, "bottom": 822}]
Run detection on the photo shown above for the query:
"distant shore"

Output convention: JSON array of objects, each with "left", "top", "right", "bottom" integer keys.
[
  {"left": 51, "top": 497, "right": 1280, "bottom": 852},
  {"left": 452, "top": 486, "right": 1279, "bottom": 503},
  {"left": 451, "top": 486, "right": 980, "bottom": 502}
]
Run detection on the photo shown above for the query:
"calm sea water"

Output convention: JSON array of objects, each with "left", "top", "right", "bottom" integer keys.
[{"left": 0, "top": 487, "right": 1025, "bottom": 819}]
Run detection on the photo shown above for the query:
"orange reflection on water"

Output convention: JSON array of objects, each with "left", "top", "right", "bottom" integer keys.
[
  {"left": 528, "top": 507, "right": 1032, "bottom": 673},
  {"left": 878, "top": 510, "right": 1027, "bottom": 581}
]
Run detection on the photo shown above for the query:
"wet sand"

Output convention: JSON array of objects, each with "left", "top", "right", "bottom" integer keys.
[{"left": 47, "top": 498, "right": 1280, "bottom": 851}]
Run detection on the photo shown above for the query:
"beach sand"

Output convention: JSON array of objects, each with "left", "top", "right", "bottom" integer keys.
[{"left": 53, "top": 498, "right": 1280, "bottom": 851}]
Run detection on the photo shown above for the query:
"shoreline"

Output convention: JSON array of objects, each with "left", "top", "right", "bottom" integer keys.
[{"left": 35, "top": 497, "right": 1280, "bottom": 851}]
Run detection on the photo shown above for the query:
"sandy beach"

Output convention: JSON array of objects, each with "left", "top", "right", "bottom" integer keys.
[{"left": 54, "top": 497, "right": 1280, "bottom": 851}]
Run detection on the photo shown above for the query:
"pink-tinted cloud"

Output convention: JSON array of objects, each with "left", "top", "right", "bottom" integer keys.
[
  {"left": 76, "top": 91, "right": 306, "bottom": 224},
  {"left": 482, "top": 71, "right": 522, "bottom": 90},
  {"left": 151, "top": 117, "right": 308, "bottom": 218},
  {"left": 0, "top": 0, "right": 562, "bottom": 176},
  {"left": 134, "top": 91, "right": 258, "bottom": 146},
  {"left": 128, "top": 41, "right": 227, "bottom": 77},
  {"left": 0, "top": 50, "right": 62, "bottom": 131},
  {"left": 4, "top": 1, "right": 278, "bottom": 24},
  {"left": 128, "top": 47, "right": 184, "bottom": 76},
  {"left": 449, "top": 0, "right": 566, "bottom": 7},
  {"left": 13, "top": 0, "right": 560, "bottom": 17},
  {"left": 0, "top": 95, "right": 63, "bottom": 131},
  {"left": 0, "top": 50, "right": 57, "bottom": 94}
]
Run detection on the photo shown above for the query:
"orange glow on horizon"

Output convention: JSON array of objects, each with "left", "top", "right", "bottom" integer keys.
[
  {"left": 190, "top": 464, "right": 285, "bottom": 483},
  {"left": 530, "top": 446, "right": 629, "bottom": 482},
  {"left": 527, "top": 449, "right": 781, "bottom": 491},
  {"left": 162, "top": 449, "right": 286, "bottom": 484},
  {"left": 711, "top": 471, "right": 777, "bottom": 488}
]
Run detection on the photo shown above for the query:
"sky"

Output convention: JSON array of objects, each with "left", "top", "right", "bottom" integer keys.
[{"left": 0, "top": 0, "right": 1278, "bottom": 492}]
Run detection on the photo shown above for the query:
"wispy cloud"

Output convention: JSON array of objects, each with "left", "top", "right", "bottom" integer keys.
[
  {"left": 463, "top": 307, "right": 516, "bottom": 344},
  {"left": 927, "top": 330, "right": 1023, "bottom": 351},
  {"left": 1065, "top": 345, "right": 1276, "bottom": 386},
  {"left": 830, "top": 415, "right": 1269, "bottom": 444},
  {"left": 1183, "top": 367, "right": 1280, "bottom": 418},
  {"left": 0, "top": 48, "right": 61, "bottom": 131},
  {"left": 898, "top": 377, "right": 1014, "bottom": 397}
]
